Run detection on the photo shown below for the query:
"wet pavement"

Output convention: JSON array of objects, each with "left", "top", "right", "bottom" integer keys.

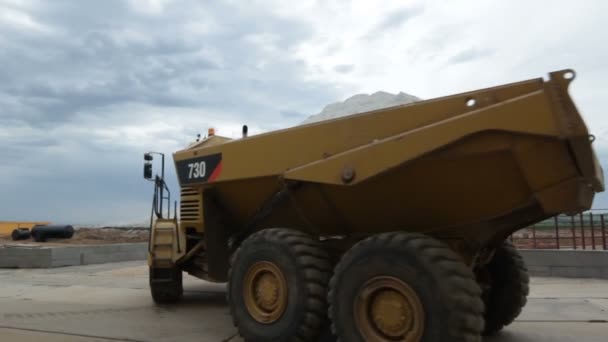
[{"left": 0, "top": 261, "right": 606, "bottom": 341}]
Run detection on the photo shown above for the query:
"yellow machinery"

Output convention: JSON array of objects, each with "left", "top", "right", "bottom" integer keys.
[
  {"left": 0, "top": 221, "right": 50, "bottom": 236},
  {"left": 143, "top": 70, "right": 603, "bottom": 342}
]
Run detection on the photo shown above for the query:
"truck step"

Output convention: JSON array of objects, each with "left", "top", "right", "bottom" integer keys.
[
  {"left": 154, "top": 226, "right": 175, "bottom": 230},
  {"left": 150, "top": 279, "right": 175, "bottom": 284},
  {"left": 153, "top": 258, "right": 173, "bottom": 262},
  {"left": 153, "top": 243, "right": 173, "bottom": 247}
]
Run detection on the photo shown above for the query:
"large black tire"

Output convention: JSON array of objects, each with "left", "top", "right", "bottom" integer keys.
[
  {"left": 228, "top": 228, "right": 332, "bottom": 342},
  {"left": 149, "top": 266, "right": 183, "bottom": 304},
  {"left": 329, "top": 232, "right": 484, "bottom": 342},
  {"left": 482, "top": 241, "right": 529, "bottom": 335}
]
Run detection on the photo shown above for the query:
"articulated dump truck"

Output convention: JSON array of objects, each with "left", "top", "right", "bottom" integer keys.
[{"left": 143, "top": 69, "right": 604, "bottom": 342}]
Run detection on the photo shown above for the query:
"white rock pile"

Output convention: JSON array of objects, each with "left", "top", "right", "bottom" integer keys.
[{"left": 302, "top": 91, "right": 421, "bottom": 125}]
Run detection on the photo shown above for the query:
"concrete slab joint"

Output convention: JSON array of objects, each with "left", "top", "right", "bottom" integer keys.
[
  {"left": 0, "top": 243, "right": 147, "bottom": 268},
  {"left": 2, "top": 245, "right": 607, "bottom": 276},
  {"left": 520, "top": 249, "right": 608, "bottom": 279}
]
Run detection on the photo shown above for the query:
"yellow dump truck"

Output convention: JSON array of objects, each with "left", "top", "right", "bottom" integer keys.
[{"left": 143, "top": 69, "right": 604, "bottom": 342}]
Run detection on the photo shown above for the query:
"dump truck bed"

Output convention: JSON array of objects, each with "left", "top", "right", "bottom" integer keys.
[{"left": 174, "top": 70, "right": 604, "bottom": 248}]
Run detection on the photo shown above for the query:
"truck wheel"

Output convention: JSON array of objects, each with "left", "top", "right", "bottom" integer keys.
[
  {"left": 228, "top": 228, "right": 331, "bottom": 341},
  {"left": 329, "top": 232, "right": 484, "bottom": 342},
  {"left": 482, "top": 241, "right": 529, "bottom": 335},
  {"left": 149, "top": 267, "right": 183, "bottom": 304}
]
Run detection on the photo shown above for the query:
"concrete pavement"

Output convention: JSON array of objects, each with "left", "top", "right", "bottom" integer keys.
[{"left": 0, "top": 261, "right": 606, "bottom": 341}]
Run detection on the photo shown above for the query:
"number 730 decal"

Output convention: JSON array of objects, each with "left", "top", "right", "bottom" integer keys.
[
  {"left": 176, "top": 153, "right": 223, "bottom": 184},
  {"left": 188, "top": 161, "right": 206, "bottom": 179}
]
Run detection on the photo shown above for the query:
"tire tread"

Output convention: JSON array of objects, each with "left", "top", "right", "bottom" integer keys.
[
  {"left": 483, "top": 241, "right": 529, "bottom": 335},
  {"left": 329, "top": 232, "right": 484, "bottom": 342},
  {"left": 228, "top": 228, "right": 331, "bottom": 341}
]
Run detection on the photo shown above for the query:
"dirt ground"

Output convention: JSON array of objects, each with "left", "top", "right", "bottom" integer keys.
[{"left": 0, "top": 227, "right": 149, "bottom": 246}]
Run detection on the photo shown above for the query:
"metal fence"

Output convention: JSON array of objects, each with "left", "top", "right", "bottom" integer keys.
[{"left": 511, "top": 210, "right": 608, "bottom": 250}]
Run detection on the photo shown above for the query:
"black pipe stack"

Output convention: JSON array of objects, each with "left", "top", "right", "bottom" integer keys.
[
  {"left": 31, "top": 225, "right": 75, "bottom": 242},
  {"left": 11, "top": 228, "right": 31, "bottom": 241}
]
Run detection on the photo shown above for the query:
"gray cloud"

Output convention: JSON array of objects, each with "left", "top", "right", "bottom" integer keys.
[
  {"left": 280, "top": 110, "right": 306, "bottom": 119},
  {"left": 0, "top": 1, "right": 333, "bottom": 126},
  {"left": 334, "top": 64, "right": 355, "bottom": 74},
  {"left": 365, "top": 6, "right": 424, "bottom": 38},
  {"left": 2, "top": 0, "right": 607, "bottom": 224},
  {"left": 447, "top": 47, "right": 493, "bottom": 64},
  {"left": 0, "top": 0, "right": 341, "bottom": 224},
  {"left": 377, "top": 7, "right": 424, "bottom": 31}
]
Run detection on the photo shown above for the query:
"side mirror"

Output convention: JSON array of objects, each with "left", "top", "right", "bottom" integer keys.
[
  {"left": 144, "top": 153, "right": 153, "bottom": 161},
  {"left": 144, "top": 162, "right": 153, "bottom": 179}
]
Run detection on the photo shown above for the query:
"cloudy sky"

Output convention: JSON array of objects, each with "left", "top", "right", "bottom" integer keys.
[{"left": 1, "top": 0, "right": 607, "bottom": 225}]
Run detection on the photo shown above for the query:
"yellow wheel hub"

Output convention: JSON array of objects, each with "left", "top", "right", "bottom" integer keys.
[
  {"left": 243, "top": 261, "right": 288, "bottom": 324},
  {"left": 355, "top": 276, "right": 424, "bottom": 341}
]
